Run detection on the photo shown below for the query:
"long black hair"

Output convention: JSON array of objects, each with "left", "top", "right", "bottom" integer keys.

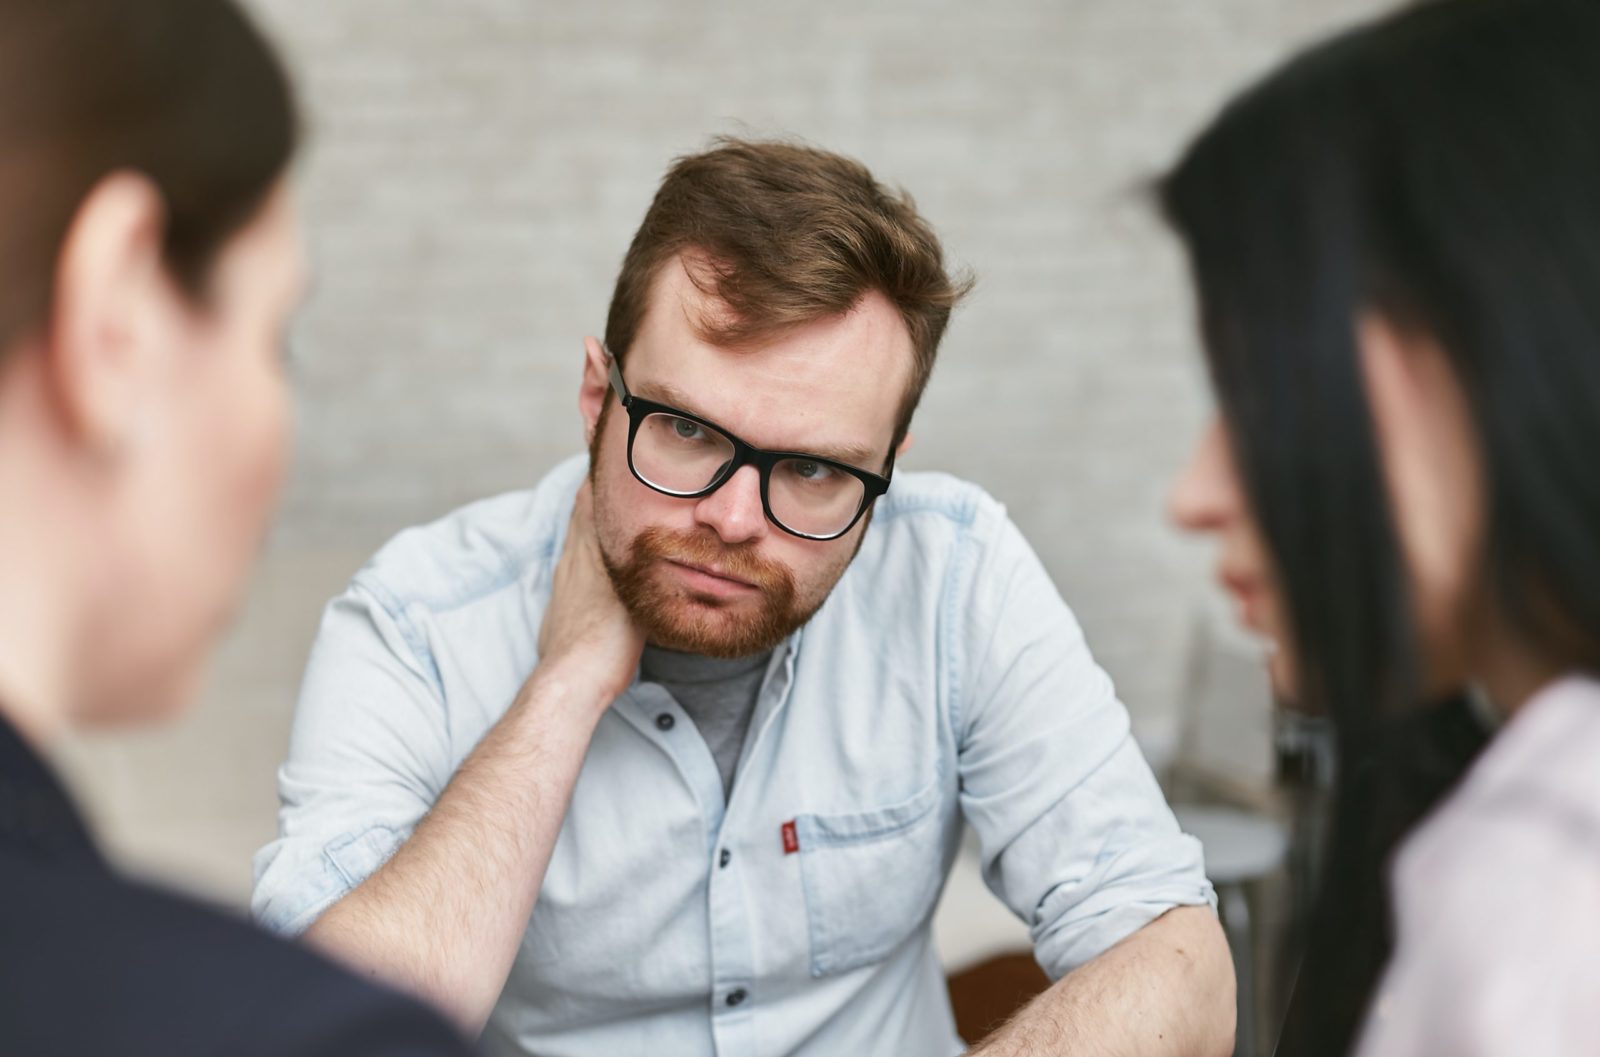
[
  {"left": 1158, "top": 0, "right": 1600, "bottom": 1051},
  {"left": 0, "top": 0, "right": 299, "bottom": 354}
]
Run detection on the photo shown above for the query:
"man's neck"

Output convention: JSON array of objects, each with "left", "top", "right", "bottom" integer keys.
[{"left": 639, "top": 643, "right": 772, "bottom": 686}]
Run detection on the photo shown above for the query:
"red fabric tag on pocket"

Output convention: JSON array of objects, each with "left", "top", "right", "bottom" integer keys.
[{"left": 781, "top": 820, "right": 799, "bottom": 854}]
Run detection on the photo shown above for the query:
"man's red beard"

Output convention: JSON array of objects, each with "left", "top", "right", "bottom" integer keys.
[{"left": 600, "top": 525, "right": 815, "bottom": 659}]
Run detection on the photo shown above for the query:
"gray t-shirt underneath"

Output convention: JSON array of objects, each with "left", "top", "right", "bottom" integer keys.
[{"left": 639, "top": 645, "right": 772, "bottom": 800}]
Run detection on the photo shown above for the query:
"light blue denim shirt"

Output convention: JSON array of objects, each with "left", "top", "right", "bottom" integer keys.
[{"left": 253, "top": 455, "right": 1213, "bottom": 1057}]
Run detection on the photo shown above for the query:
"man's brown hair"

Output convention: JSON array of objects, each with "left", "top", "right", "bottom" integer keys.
[{"left": 603, "top": 138, "right": 972, "bottom": 450}]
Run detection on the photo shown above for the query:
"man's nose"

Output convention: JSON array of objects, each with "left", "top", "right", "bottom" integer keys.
[{"left": 694, "top": 464, "right": 769, "bottom": 545}]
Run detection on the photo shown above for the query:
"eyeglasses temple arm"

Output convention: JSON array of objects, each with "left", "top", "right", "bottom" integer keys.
[{"left": 607, "top": 354, "right": 630, "bottom": 405}]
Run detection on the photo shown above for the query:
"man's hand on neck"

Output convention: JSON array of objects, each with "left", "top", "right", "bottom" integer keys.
[
  {"left": 302, "top": 481, "right": 646, "bottom": 1035},
  {"left": 534, "top": 479, "right": 646, "bottom": 711}
]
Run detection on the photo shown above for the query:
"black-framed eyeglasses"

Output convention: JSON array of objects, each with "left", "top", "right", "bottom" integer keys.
[{"left": 607, "top": 357, "right": 893, "bottom": 541}]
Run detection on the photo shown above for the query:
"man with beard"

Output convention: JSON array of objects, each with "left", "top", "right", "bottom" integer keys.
[{"left": 253, "top": 139, "right": 1233, "bottom": 1057}]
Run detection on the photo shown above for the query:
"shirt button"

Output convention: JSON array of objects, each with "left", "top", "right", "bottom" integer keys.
[
  {"left": 719, "top": 848, "right": 732, "bottom": 868},
  {"left": 655, "top": 713, "right": 676, "bottom": 732},
  {"left": 726, "top": 988, "right": 748, "bottom": 1008}
]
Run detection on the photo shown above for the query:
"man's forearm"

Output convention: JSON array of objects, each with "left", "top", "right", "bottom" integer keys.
[
  {"left": 968, "top": 905, "right": 1236, "bottom": 1057},
  {"left": 303, "top": 664, "right": 609, "bottom": 1035}
]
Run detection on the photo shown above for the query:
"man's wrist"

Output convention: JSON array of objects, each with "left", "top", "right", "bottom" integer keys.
[{"left": 518, "top": 653, "right": 628, "bottom": 724}]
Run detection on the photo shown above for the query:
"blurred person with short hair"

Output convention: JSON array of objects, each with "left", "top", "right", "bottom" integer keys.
[{"left": 0, "top": 2, "right": 475, "bottom": 1054}]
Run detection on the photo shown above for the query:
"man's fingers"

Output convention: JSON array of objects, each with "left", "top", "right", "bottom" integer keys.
[
  {"left": 569, "top": 481, "right": 594, "bottom": 528},
  {"left": 560, "top": 482, "right": 597, "bottom": 566}
]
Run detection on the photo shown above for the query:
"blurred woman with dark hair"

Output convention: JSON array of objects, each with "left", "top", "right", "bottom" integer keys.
[
  {"left": 1163, "top": 0, "right": 1600, "bottom": 1053},
  {"left": 0, "top": 1, "right": 472, "bottom": 1053}
]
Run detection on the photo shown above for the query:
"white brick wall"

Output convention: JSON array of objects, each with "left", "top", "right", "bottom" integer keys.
[{"left": 57, "top": 0, "right": 1396, "bottom": 903}]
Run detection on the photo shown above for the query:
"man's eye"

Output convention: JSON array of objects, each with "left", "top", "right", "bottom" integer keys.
[{"left": 672, "top": 418, "right": 702, "bottom": 440}]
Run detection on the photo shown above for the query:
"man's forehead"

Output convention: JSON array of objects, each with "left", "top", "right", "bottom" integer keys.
[{"left": 625, "top": 257, "right": 914, "bottom": 458}]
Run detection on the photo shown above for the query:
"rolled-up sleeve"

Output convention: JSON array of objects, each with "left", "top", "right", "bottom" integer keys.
[
  {"left": 952, "top": 510, "right": 1214, "bottom": 980},
  {"left": 251, "top": 579, "right": 453, "bottom": 938}
]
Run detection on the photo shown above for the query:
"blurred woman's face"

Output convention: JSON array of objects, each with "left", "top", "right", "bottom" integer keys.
[
  {"left": 1167, "top": 418, "right": 1298, "bottom": 696},
  {"left": 1166, "top": 316, "right": 1485, "bottom": 707},
  {"left": 83, "top": 181, "right": 306, "bottom": 725}
]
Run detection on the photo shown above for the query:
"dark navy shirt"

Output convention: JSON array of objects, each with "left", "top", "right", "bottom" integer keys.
[{"left": 0, "top": 710, "right": 475, "bottom": 1057}]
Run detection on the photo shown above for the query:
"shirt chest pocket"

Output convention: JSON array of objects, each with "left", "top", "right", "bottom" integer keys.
[{"left": 794, "top": 773, "right": 949, "bottom": 977}]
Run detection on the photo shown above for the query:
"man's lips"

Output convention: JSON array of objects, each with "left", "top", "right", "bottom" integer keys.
[{"left": 664, "top": 559, "right": 760, "bottom": 594}]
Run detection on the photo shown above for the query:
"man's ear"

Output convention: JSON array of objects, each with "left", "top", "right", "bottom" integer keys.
[
  {"left": 895, "top": 431, "right": 915, "bottom": 459},
  {"left": 578, "top": 336, "right": 611, "bottom": 444},
  {"left": 48, "top": 172, "right": 171, "bottom": 458}
]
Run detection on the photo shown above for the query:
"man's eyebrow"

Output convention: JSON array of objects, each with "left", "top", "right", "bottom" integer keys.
[
  {"left": 633, "top": 378, "right": 704, "bottom": 414},
  {"left": 804, "top": 441, "right": 882, "bottom": 468},
  {"left": 632, "top": 379, "right": 882, "bottom": 468}
]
